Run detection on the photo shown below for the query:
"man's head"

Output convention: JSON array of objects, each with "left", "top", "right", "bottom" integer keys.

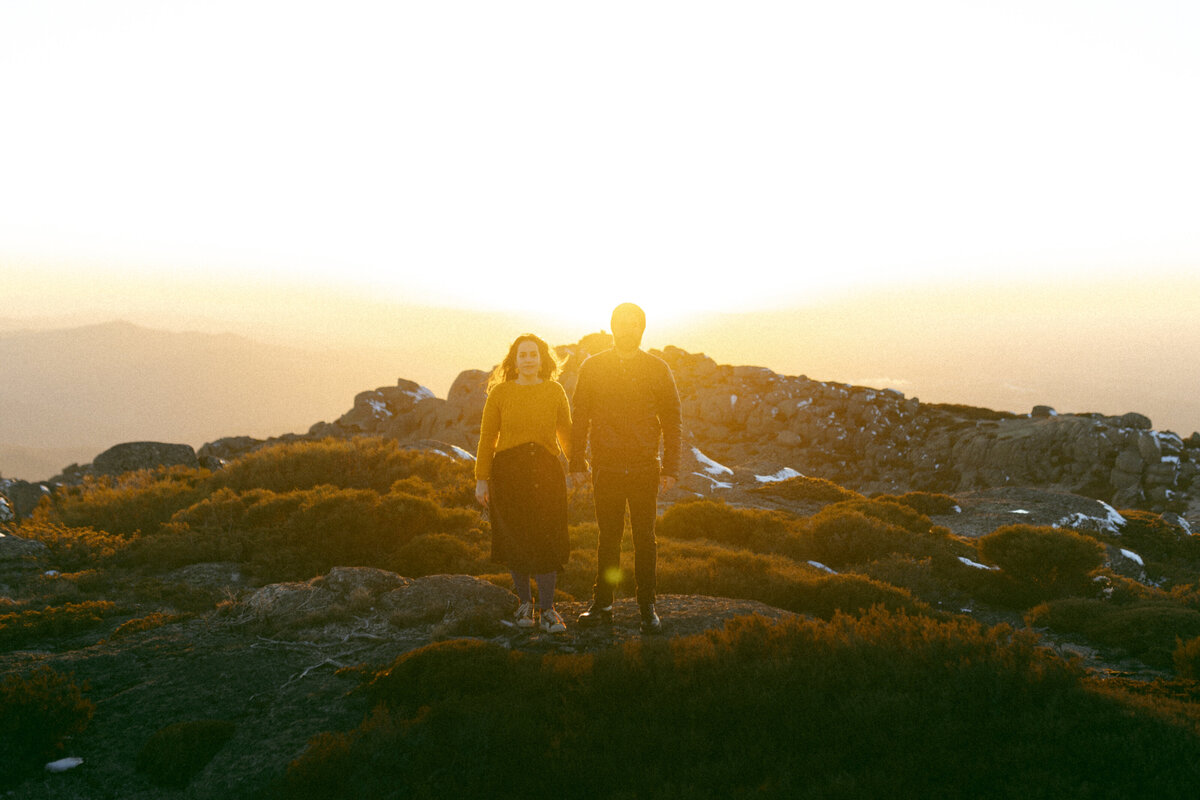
[{"left": 610, "top": 303, "right": 646, "bottom": 353}]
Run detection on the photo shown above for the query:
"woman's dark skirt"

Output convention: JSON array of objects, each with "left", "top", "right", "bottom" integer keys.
[{"left": 488, "top": 442, "right": 569, "bottom": 574}]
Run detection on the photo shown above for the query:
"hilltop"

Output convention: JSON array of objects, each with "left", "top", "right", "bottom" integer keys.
[{"left": 3, "top": 336, "right": 1200, "bottom": 796}]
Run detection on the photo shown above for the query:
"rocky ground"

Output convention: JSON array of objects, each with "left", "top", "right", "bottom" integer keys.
[{"left": 1, "top": 567, "right": 793, "bottom": 800}]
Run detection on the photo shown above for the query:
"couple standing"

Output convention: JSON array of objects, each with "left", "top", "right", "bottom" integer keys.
[{"left": 474, "top": 303, "right": 683, "bottom": 635}]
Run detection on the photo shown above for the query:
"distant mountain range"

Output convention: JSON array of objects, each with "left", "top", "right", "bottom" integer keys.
[{"left": 0, "top": 322, "right": 421, "bottom": 479}]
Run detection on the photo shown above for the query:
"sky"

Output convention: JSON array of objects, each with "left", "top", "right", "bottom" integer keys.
[{"left": 2, "top": 1, "right": 1199, "bottom": 432}]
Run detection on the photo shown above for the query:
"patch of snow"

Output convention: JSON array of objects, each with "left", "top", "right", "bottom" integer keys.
[
  {"left": 807, "top": 560, "right": 837, "bottom": 574},
  {"left": 366, "top": 398, "right": 393, "bottom": 418},
  {"left": 1011, "top": 509, "right": 1031, "bottom": 515},
  {"left": 690, "top": 472, "right": 732, "bottom": 491},
  {"left": 1154, "top": 431, "right": 1185, "bottom": 450},
  {"left": 755, "top": 467, "right": 804, "bottom": 483},
  {"left": 1119, "top": 548, "right": 1145, "bottom": 566},
  {"left": 1055, "top": 503, "right": 1127, "bottom": 536},
  {"left": 448, "top": 445, "right": 476, "bottom": 461},
  {"left": 730, "top": 394, "right": 738, "bottom": 408},
  {"left": 45, "top": 757, "right": 83, "bottom": 773},
  {"left": 957, "top": 556, "right": 999, "bottom": 571},
  {"left": 44, "top": 570, "right": 60, "bottom": 577},
  {"left": 951, "top": 505, "right": 963, "bottom": 514},
  {"left": 692, "top": 447, "right": 733, "bottom": 477},
  {"left": 796, "top": 399, "right": 812, "bottom": 409},
  {"left": 1163, "top": 455, "right": 1180, "bottom": 465}
]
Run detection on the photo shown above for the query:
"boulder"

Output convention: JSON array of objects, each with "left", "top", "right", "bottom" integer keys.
[
  {"left": 1136, "top": 431, "right": 1163, "bottom": 463},
  {"left": 0, "top": 479, "right": 52, "bottom": 518},
  {"left": 446, "top": 370, "right": 489, "bottom": 414},
  {"left": 198, "top": 436, "right": 265, "bottom": 462},
  {"left": 93, "top": 442, "right": 199, "bottom": 477},
  {"left": 1116, "top": 412, "right": 1153, "bottom": 430}
]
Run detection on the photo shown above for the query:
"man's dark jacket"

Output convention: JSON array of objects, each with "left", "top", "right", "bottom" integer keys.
[{"left": 568, "top": 348, "right": 683, "bottom": 477}]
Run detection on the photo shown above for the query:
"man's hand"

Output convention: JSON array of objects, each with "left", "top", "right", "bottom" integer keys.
[
  {"left": 475, "top": 479, "right": 489, "bottom": 507},
  {"left": 659, "top": 474, "right": 677, "bottom": 493}
]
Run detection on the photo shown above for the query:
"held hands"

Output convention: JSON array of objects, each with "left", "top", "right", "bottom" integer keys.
[{"left": 475, "top": 479, "right": 489, "bottom": 507}]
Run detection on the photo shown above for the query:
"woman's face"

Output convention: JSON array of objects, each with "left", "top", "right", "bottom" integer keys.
[{"left": 516, "top": 340, "right": 541, "bottom": 379}]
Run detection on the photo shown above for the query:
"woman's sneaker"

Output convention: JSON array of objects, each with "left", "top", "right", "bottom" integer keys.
[
  {"left": 514, "top": 601, "right": 536, "bottom": 628},
  {"left": 539, "top": 608, "right": 567, "bottom": 634}
]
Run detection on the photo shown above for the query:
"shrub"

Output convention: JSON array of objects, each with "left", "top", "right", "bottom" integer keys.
[
  {"left": 0, "top": 600, "right": 119, "bottom": 649},
  {"left": 654, "top": 539, "right": 930, "bottom": 619},
  {"left": 392, "top": 533, "right": 486, "bottom": 577},
  {"left": 136, "top": 719, "right": 237, "bottom": 788},
  {"left": 1175, "top": 636, "right": 1200, "bottom": 680},
  {"left": 0, "top": 667, "right": 94, "bottom": 788},
  {"left": 211, "top": 437, "right": 473, "bottom": 497},
  {"left": 276, "top": 609, "right": 1200, "bottom": 799},
  {"left": 657, "top": 498, "right": 797, "bottom": 553},
  {"left": 824, "top": 498, "right": 940, "bottom": 535},
  {"left": 18, "top": 521, "right": 132, "bottom": 570},
  {"left": 106, "top": 612, "right": 182, "bottom": 641},
  {"left": 871, "top": 491, "right": 961, "bottom": 516},
  {"left": 788, "top": 501, "right": 958, "bottom": 568},
  {"left": 1029, "top": 598, "right": 1200, "bottom": 670},
  {"left": 750, "top": 476, "right": 863, "bottom": 504},
  {"left": 131, "top": 485, "right": 480, "bottom": 582},
  {"left": 37, "top": 466, "right": 210, "bottom": 537},
  {"left": 1117, "top": 509, "right": 1197, "bottom": 563},
  {"left": 978, "top": 525, "right": 1106, "bottom": 601}
]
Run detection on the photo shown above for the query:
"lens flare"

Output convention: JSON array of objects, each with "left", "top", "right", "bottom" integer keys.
[{"left": 603, "top": 567, "right": 624, "bottom": 587}]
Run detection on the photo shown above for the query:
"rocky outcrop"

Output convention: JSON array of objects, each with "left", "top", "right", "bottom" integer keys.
[
  {"left": 0, "top": 478, "right": 51, "bottom": 519},
  {"left": 93, "top": 442, "right": 199, "bottom": 476},
  {"left": 27, "top": 338, "right": 1200, "bottom": 517}
]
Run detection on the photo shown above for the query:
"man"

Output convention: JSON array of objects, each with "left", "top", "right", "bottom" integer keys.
[{"left": 569, "top": 302, "right": 682, "bottom": 634}]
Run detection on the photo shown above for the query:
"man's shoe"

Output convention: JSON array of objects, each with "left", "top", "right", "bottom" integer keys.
[
  {"left": 640, "top": 605, "right": 662, "bottom": 635},
  {"left": 577, "top": 602, "right": 613, "bottom": 626}
]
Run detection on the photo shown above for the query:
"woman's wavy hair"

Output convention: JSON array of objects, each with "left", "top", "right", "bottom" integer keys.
[{"left": 486, "top": 333, "right": 563, "bottom": 394}]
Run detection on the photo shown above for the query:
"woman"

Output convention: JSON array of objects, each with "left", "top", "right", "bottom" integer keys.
[{"left": 475, "top": 333, "right": 572, "bottom": 633}]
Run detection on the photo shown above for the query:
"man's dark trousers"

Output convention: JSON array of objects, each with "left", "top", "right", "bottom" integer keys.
[{"left": 591, "top": 467, "right": 659, "bottom": 607}]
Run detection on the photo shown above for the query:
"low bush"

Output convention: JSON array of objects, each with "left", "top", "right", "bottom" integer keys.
[
  {"left": 871, "top": 491, "right": 961, "bottom": 516},
  {"left": 749, "top": 475, "right": 863, "bottom": 504},
  {"left": 18, "top": 522, "right": 132, "bottom": 571},
  {"left": 211, "top": 437, "right": 473, "bottom": 497},
  {"left": 788, "top": 501, "right": 959, "bottom": 568},
  {"left": 37, "top": 466, "right": 210, "bottom": 537},
  {"left": 1175, "top": 636, "right": 1200, "bottom": 680},
  {"left": 0, "top": 600, "right": 119, "bottom": 649},
  {"left": 128, "top": 485, "right": 480, "bottom": 582},
  {"left": 978, "top": 525, "right": 1106, "bottom": 601},
  {"left": 106, "top": 612, "right": 183, "bottom": 641},
  {"left": 657, "top": 498, "right": 797, "bottom": 553},
  {"left": 0, "top": 666, "right": 94, "bottom": 788},
  {"left": 392, "top": 533, "right": 488, "bottom": 577},
  {"left": 136, "top": 719, "right": 237, "bottom": 788},
  {"left": 655, "top": 539, "right": 930, "bottom": 619},
  {"left": 1029, "top": 598, "right": 1200, "bottom": 670},
  {"left": 823, "top": 498, "right": 941, "bottom": 535},
  {"left": 1117, "top": 510, "right": 1193, "bottom": 561},
  {"left": 276, "top": 609, "right": 1200, "bottom": 799}
]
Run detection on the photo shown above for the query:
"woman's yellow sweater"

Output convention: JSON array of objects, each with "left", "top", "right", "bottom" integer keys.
[{"left": 474, "top": 380, "right": 572, "bottom": 480}]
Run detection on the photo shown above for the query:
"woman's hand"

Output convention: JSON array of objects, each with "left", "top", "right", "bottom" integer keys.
[{"left": 475, "top": 479, "right": 490, "bottom": 507}]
